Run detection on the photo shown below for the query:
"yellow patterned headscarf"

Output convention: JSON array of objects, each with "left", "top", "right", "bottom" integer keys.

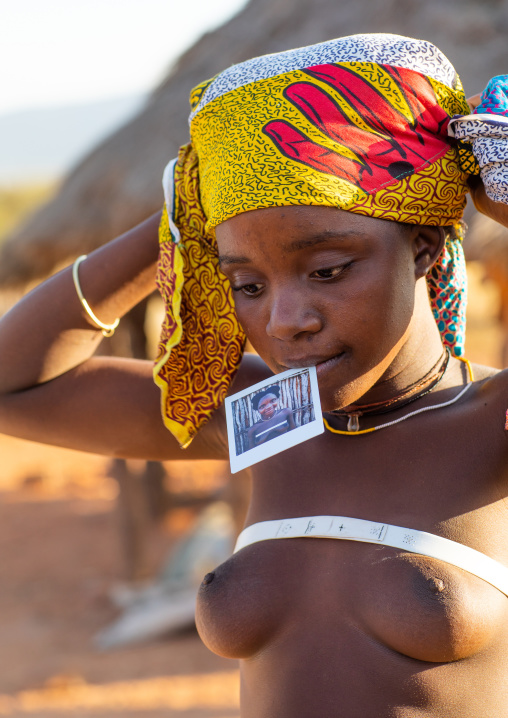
[{"left": 154, "top": 33, "right": 476, "bottom": 447}]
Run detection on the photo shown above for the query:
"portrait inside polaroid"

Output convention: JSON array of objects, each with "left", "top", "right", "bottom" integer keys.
[{"left": 225, "top": 366, "right": 323, "bottom": 473}]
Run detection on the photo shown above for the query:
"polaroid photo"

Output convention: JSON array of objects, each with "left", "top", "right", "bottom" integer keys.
[{"left": 225, "top": 366, "right": 324, "bottom": 473}]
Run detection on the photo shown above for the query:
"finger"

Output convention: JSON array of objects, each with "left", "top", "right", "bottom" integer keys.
[
  {"left": 466, "top": 93, "right": 482, "bottom": 112},
  {"left": 284, "top": 82, "right": 377, "bottom": 154},
  {"left": 263, "top": 119, "right": 362, "bottom": 182}
]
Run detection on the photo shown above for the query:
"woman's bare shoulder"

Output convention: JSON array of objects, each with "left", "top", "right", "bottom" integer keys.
[
  {"left": 228, "top": 352, "right": 274, "bottom": 394},
  {"left": 470, "top": 362, "right": 508, "bottom": 411},
  {"left": 470, "top": 362, "right": 502, "bottom": 382},
  {"left": 469, "top": 361, "right": 508, "bottom": 384},
  {"left": 180, "top": 354, "right": 273, "bottom": 460}
]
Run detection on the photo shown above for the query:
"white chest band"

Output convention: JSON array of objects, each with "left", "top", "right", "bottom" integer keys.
[{"left": 234, "top": 516, "right": 508, "bottom": 597}]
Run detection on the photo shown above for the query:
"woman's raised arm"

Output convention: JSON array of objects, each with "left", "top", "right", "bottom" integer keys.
[
  {"left": 0, "top": 213, "right": 161, "bottom": 394},
  {"left": 469, "top": 175, "right": 508, "bottom": 229},
  {"left": 0, "top": 212, "right": 230, "bottom": 461}
]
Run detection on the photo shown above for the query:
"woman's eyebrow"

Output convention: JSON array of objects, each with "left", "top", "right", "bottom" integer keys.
[
  {"left": 218, "top": 230, "right": 366, "bottom": 266},
  {"left": 287, "top": 230, "right": 366, "bottom": 252},
  {"left": 218, "top": 254, "right": 251, "bottom": 268}
]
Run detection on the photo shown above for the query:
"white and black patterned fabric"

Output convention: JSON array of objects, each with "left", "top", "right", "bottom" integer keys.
[
  {"left": 190, "top": 33, "right": 458, "bottom": 122},
  {"left": 449, "top": 75, "right": 508, "bottom": 204}
]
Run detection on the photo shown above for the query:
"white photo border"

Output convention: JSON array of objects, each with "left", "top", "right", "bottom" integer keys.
[{"left": 225, "top": 366, "right": 323, "bottom": 473}]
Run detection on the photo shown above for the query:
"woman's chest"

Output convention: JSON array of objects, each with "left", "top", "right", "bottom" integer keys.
[
  {"left": 246, "top": 413, "right": 508, "bottom": 534},
  {"left": 196, "top": 532, "right": 508, "bottom": 663},
  {"left": 197, "top": 419, "right": 508, "bottom": 663}
]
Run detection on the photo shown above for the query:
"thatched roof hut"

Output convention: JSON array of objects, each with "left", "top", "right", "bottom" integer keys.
[{"left": 1, "top": 0, "right": 508, "bottom": 290}]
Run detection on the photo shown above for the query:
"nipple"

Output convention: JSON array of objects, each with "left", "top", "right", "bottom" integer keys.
[
  {"left": 202, "top": 572, "right": 215, "bottom": 586},
  {"left": 427, "top": 577, "right": 445, "bottom": 594}
]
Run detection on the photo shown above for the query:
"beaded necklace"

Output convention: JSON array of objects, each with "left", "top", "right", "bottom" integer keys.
[
  {"left": 332, "top": 349, "right": 450, "bottom": 432},
  {"left": 323, "top": 356, "right": 474, "bottom": 436}
]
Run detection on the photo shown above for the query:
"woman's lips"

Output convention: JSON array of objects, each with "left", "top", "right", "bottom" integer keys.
[{"left": 278, "top": 353, "right": 343, "bottom": 377}]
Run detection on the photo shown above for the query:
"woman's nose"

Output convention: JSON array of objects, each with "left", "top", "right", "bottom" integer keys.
[{"left": 266, "top": 293, "right": 322, "bottom": 340}]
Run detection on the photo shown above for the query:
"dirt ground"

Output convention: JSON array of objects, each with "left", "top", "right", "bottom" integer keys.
[
  {"left": 0, "top": 262, "right": 502, "bottom": 718},
  {"left": 0, "top": 442, "right": 239, "bottom": 718}
]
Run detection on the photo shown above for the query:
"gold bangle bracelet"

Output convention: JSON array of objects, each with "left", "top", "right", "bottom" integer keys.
[{"left": 72, "top": 255, "right": 120, "bottom": 337}]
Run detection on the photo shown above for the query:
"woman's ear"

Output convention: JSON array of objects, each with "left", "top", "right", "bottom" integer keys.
[{"left": 411, "top": 226, "right": 445, "bottom": 279}]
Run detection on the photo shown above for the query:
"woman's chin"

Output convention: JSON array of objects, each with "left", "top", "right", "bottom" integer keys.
[
  {"left": 319, "top": 389, "right": 349, "bottom": 414},
  {"left": 317, "top": 372, "right": 353, "bottom": 412},
  {"left": 315, "top": 354, "right": 371, "bottom": 410},
  {"left": 318, "top": 377, "right": 370, "bottom": 414}
]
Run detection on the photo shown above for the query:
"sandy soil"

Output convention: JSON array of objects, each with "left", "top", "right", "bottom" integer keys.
[
  {"left": 0, "top": 438, "right": 239, "bottom": 717},
  {"left": 0, "top": 262, "right": 502, "bottom": 718}
]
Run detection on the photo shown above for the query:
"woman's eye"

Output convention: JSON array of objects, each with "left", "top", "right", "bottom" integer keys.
[
  {"left": 311, "top": 265, "right": 346, "bottom": 280},
  {"left": 232, "top": 283, "right": 263, "bottom": 296}
]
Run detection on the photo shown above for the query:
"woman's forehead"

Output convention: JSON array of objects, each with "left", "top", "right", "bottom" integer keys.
[
  {"left": 215, "top": 205, "right": 407, "bottom": 256},
  {"left": 218, "top": 204, "right": 367, "bottom": 230}
]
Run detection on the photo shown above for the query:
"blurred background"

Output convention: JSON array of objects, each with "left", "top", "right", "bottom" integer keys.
[{"left": 1, "top": 0, "right": 508, "bottom": 716}]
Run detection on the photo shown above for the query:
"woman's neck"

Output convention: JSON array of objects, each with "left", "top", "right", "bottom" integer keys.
[{"left": 355, "top": 288, "right": 447, "bottom": 407}]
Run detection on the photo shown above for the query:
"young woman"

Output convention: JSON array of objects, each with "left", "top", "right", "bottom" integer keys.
[{"left": 1, "top": 34, "right": 508, "bottom": 717}]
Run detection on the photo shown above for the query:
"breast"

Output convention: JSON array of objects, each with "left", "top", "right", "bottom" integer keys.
[
  {"left": 350, "top": 549, "right": 508, "bottom": 662},
  {"left": 196, "top": 541, "right": 304, "bottom": 659},
  {"left": 195, "top": 538, "right": 508, "bottom": 663}
]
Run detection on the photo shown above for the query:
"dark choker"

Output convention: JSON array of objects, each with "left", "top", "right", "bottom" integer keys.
[{"left": 331, "top": 349, "right": 450, "bottom": 432}]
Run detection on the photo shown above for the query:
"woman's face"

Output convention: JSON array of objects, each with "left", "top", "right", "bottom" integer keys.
[
  {"left": 216, "top": 205, "right": 423, "bottom": 412},
  {"left": 257, "top": 393, "right": 279, "bottom": 420}
]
